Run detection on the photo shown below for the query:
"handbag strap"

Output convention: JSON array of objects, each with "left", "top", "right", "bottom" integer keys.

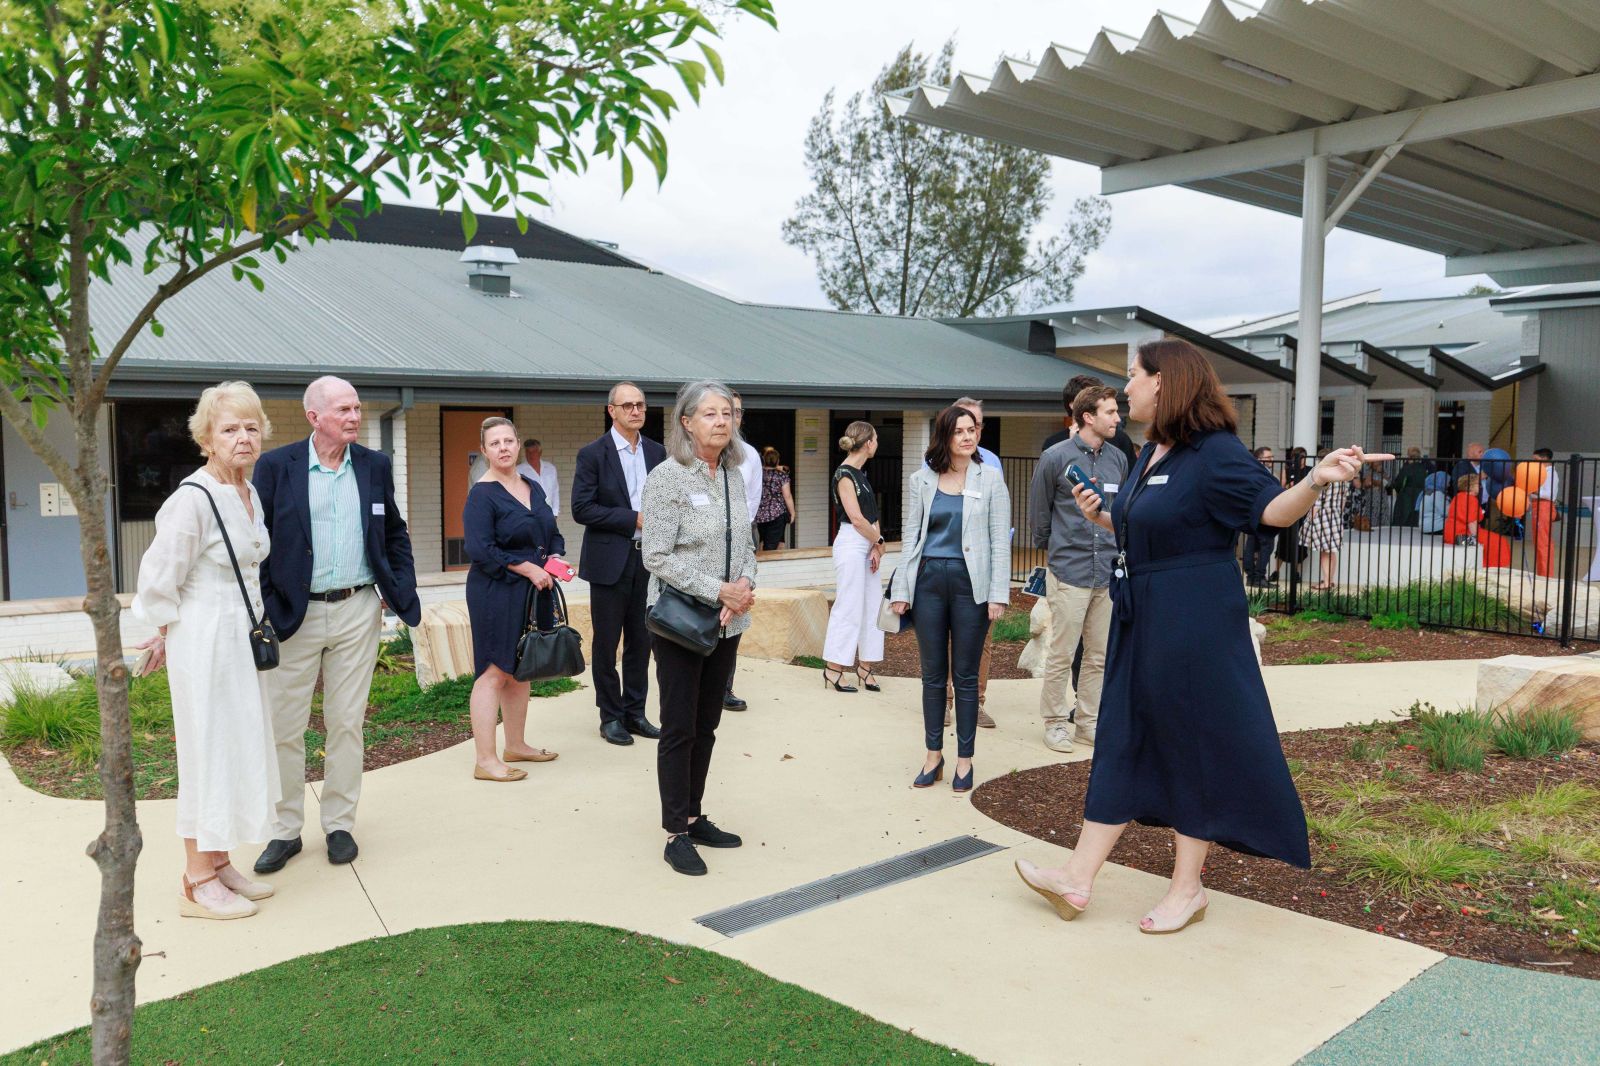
[
  {"left": 523, "top": 577, "right": 570, "bottom": 634},
  {"left": 180, "top": 481, "right": 263, "bottom": 631},
  {"left": 722, "top": 462, "right": 732, "bottom": 582}
]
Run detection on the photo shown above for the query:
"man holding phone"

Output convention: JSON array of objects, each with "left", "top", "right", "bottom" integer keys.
[{"left": 1028, "top": 386, "right": 1126, "bottom": 753}]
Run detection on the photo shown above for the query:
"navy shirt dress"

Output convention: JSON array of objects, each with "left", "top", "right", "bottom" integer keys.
[
  {"left": 464, "top": 476, "right": 565, "bottom": 678},
  {"left": 1083, "top": 430, "right": 1311, "bottom": 868}
]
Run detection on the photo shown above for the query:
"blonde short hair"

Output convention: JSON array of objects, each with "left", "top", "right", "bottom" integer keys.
[{"left": 189, "top": 381, "right": 272, "bottom": 455}]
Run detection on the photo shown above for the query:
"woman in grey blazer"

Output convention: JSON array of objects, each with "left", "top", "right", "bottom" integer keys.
[{"left": 889, "top": 405, "right": 1011, "bottom": 793}]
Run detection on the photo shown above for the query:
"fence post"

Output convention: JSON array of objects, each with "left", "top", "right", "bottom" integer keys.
[
  {"left": 1557, "top": 454, "right": 1582, "bottom": 648},
  {"left": 1287, "top": 519, "right": 1301, "bottom": 615}
]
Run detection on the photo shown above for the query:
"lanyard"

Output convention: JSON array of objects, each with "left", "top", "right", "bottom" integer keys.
[{"left": 1113, "top": 444, "right": 1175, "bottom": 579}]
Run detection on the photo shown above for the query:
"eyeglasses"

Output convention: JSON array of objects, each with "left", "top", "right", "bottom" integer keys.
[
  {"left": 610, "top": 402, "right": 646, "bottom": 412},
  {"left": 733, "top": 408, "right": 744, "bottom": 418}
]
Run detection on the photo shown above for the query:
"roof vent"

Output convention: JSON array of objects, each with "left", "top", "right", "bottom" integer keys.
[{"left": 461, "top": 245, "right": 519, "bottom": 296}]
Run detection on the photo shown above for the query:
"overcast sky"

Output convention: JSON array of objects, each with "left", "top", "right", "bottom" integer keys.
[{"left": 430, "top": 0, "right": 1492, "bottom": 332}]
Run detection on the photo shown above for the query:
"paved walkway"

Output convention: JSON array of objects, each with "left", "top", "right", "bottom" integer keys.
[{"left": 3, "top": 656, "right": 1590, "bottom": 1064}]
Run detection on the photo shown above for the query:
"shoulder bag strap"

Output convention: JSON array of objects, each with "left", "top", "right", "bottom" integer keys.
[
  {"left": 181, "top": 481, "right": 262, "bottom": 630},
  {"left": 722, "top": 462, "right": 732, "bottom": 581}
]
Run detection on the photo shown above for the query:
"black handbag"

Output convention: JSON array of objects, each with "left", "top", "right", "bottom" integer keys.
[
  {"left": 513, "top": 580, "right": 586, "bottom": 682},
  {"left": 645, "top": 465, "right": 731, "bottom": 656},
  {"left": 181, "top": 481, "right": 280, "bottom": 671}
]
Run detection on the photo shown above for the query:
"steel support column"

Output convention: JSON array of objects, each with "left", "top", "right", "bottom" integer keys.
[{"left": 1294, "top": 154, "right": 1328, "bottom": 452}]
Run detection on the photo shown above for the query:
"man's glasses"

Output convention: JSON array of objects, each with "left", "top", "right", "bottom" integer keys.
[
  {"left": 610, "top": 402, "right": 646, "bottom": 412},
  {"left": 733, "top": 408, "right": 744, "bottom": 418}
]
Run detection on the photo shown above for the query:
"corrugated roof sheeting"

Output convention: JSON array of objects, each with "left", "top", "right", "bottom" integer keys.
[
  {"left": 888, "top": 0, "right": 1600, "bottom": 259},
  {"left": 92, "top": 235, "right": 1094, "bottom": 404}
]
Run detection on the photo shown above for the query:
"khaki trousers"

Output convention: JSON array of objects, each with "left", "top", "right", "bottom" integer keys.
[
  {"left": 266, "top": 589, "right": 383, "bottom": 837},
  {"left": 1038, "top": 572, "right": 1110, "bottom": 735}
]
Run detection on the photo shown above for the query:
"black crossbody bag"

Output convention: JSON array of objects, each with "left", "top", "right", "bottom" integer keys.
[
  {"left": 513, "top": 580, "right": 586, "bottom": 682},
  {"left": 181, "top": 481, "right": 280, "bottom": 671},
  {"left": 645, "top": 464, "right": 731, "bottom": 657}
]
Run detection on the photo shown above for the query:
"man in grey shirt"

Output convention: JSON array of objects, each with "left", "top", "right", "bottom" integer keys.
[{"left": 1028, "top": 386, "right": 1127, "bottom": 753}]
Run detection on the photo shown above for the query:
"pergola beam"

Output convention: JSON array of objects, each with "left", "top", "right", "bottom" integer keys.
[{"left": 1101, "top": 71, "right": 1600, "bottom": 195}]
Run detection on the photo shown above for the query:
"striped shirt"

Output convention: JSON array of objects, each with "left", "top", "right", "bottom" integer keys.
[{"left": 307, "top": 441, "right": 374, "bottom": 592}]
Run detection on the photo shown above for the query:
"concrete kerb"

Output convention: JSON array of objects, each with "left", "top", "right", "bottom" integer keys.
[{"left": 0, "top": 658, "right": 1489, "bottom": 1060}]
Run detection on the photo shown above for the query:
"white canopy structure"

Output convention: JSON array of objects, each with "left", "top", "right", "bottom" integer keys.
[{"left": 886, "top": 0, "right": 1600, "bottom": 449}]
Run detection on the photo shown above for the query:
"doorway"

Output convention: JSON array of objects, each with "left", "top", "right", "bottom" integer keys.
[
  {"left": 1436, "top": 401, "right": 1465, "bottom": 461},
  {"left": 442, "top": 407, "right": 511, "bottom": 569}
]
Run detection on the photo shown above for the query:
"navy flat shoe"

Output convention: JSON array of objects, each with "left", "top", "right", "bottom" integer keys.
[
  {"left": 952, "top": 765, "right": 974, "bottom": 793},
  {"left": 912, "top": 756, "right": 945, "bottom": 788}
]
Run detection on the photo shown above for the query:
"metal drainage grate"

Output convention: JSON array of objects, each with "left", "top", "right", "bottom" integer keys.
[{"left": 693, "top": 835, "right": 1005, "bottom": 937}]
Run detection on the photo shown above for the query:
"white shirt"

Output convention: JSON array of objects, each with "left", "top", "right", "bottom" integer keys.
[
  {"left": 611, "top": 426, "right": 647, "bottom": 539},
  {"left": 1537, "top": 465, "right": 1561, "bottom": 501},
  {"left": 516, "top": 458, "right": 560, "bottom": 517},
  {"left": 739, "top": 444, "right": 762, "bottom": 525}
]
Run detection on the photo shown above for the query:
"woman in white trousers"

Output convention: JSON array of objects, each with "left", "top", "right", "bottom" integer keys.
[{"left": 822, "top": 421, "right": 886, "bottom": 692}]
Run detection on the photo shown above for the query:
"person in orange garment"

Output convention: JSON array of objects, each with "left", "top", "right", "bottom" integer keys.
[
  {"left": 1442, "top": 474, "right": 1481, "bottom": 546},
  {"left": 1527, "top": 447, "right": 1559, "bottom": 578}
]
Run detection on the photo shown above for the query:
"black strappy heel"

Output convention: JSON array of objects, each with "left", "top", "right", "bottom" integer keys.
[{"left": 823, "top": 667, "right": 858, "bottom": 693}]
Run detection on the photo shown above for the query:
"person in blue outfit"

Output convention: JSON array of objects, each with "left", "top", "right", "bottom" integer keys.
[
  {"left": 1015, "top": 338, "right": 1391, "bottom": 935},
  {"left": 463, "top": 416, "right": 565, "bottom": 783}
]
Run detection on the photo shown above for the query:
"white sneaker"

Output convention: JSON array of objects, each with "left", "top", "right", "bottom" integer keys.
[{"left": 1043, "top": 721, "right": 1075, "bottom": 753}]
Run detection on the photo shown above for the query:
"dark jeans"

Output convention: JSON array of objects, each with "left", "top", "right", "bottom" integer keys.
[
  {"left": 1242, "top": 531, "right": 1277, "bottom": 582},
  {"left": 590, "top": 545, "right": 651, "bottom": 726},
  {"left": 654, "top": 632, "right": 741, "bottom": 834},
  {"left": 914, "top": 558, "right": 990, "bottom": 758},
  {"left": 756, "top": 517, "right": 788, "bottom": 551}
]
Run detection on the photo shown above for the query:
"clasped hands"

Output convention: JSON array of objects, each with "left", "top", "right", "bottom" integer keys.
[
  {"left": 509, "top": 560, "right": 555, "bottom": 590},
  {"left": 719, "top": 577, "right": 755, "bottom": 625}
]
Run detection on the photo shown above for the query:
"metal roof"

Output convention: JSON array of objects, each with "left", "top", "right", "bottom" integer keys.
[
  {"left": 328, "top": 202, "right": 646, "bottom": 269},
  {"left": 887, "top": 0, "right": 1600, "bottom": 286},
  {"left": 92, "top": 233, "right": 1098, "bottom": 410}
]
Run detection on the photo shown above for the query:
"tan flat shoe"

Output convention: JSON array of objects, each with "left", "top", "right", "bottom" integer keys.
[
  {"left": 213, "top": 859, "right": 274, "bottom": 901},
  {"left": 1139, "top": 890, "right": 1208, "bottom": 935},
  {"left": 474, "top": 765, "right": 528, "bottom": 782},
  {"left": 1015, "top": 860, "right": 1090, "bottom": 922},
  {"left": 178, "top": 872, "right": 257, "bottom": 920},
  {"left": 504, "top": 748, "right": 559, "bottom": 763}
]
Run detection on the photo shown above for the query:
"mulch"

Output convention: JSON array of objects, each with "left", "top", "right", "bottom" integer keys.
[{"left": 974, "top": 728, "right": 1600, "bottom": 978}]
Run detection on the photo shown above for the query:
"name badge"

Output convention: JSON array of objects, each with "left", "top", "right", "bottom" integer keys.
[
  {"left": 962, "top": 488, "right": 982, "bottom": 499},
  {"left": 1148, "top": 475, "right": 1170, "bottom": 485},
  {"left": 690, "top": 493, "right": 711, "bottom": 508},
  {"left": 1103, "top": 483, "right": 1120, "bottom": 493},
  {"left": 372, "top": 503, "right": 385, "bottom": 515}
]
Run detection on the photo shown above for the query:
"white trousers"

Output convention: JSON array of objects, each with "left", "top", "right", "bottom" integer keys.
[
  {"left": 823, "top": 526, "right": 885, "bottom": 667},
  {"left": 264, "top": 589, "right": 383, "bottom": 837}
]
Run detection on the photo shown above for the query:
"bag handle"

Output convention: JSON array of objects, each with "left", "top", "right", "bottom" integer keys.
[
  {"left": 722, "top": 462, "right": 732, "bottom": 583},
  {"left": 181, "top": 481, "right": 263, "bottom": 631},
  {"left": 522, "top": 576, "right": 570, "bottom": 635}
]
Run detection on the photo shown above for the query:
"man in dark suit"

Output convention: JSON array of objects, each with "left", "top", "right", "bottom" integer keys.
[
  {"left": 252, "top": 376, "right": 421, "bottom": 874},
  {"left": 1452, "top": 441, "right": 1487, "bottom": 502},
  {"left": 572, "top": 381, "right": 665, "bottom": 746}
]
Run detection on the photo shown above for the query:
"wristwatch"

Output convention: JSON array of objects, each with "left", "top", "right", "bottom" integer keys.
[{"left": 875, "top": 536, "right": 886, "bottom": 545}]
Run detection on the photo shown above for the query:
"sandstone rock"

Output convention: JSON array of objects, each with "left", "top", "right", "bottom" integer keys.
[
  {"left": 1250, "top": 618, "right": 1265, "bottom": 666},
  {"left": 1476, "top": 652, "right": 1600, "bottom": 741},
  {"left": 1017, "top": 596, "right": 1053, "bottom": 678},
  {"left": 0, "top": 661, "right": 74, "bottom": 706}
]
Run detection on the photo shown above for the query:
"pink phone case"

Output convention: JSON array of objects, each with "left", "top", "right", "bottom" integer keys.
[{"left": 543, "top": 557, "right": 575, "bottom": 582}]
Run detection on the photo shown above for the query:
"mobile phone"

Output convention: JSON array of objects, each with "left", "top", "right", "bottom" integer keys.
[
  {"left": 133, "top": 645, "right": 156, "bottom": 677},
  {"left": 543, "top": 557, "right": 575, "bottom": 582},
  {"left": 1065, "top": 464, "right": 1095, "bottom": 491}
]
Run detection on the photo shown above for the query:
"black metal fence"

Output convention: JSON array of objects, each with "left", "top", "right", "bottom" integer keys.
[{"left": 1002, "top": 452, "right": 1600, "bottom": 646}]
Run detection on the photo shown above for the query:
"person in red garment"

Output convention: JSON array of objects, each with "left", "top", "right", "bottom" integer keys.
[{"left": 1442, "top": 474, "right": 1481, "bottom": 547}]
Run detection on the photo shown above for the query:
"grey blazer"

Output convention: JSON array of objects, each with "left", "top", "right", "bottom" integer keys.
[{"left": 889, "top": 461, "right": 1011, "bottom": 607}]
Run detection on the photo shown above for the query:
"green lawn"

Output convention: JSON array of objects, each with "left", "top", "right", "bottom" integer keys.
[{"left": 4, "top": 922, "right": 980, "bottom": 1065}]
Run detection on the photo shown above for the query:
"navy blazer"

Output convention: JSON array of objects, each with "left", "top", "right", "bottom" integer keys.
[
  {"left": 254, "top": 439, "right": 422, "bottom": 639},
  {"left": 571, "top": 431, "right": 665, "bottom": 586}
]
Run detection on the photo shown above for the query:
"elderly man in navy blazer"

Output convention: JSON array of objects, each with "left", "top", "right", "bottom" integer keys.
[
  {"left": 252, "top": 376, "right": 421, "bottom": 874},
  {"left": 572, "top": 382, "right": 666, "bottom": 746}
]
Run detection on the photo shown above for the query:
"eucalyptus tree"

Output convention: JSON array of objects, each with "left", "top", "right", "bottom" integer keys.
[{"left": 0, "top": 1, "right": 775, "bottom": 1060}]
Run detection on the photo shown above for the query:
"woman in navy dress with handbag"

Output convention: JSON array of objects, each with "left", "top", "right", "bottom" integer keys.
[
  {"left": 1015, "top": 339, "right": 1391, "bottom": 934},
  {"left": 464, "top": 417, "right": 565, "bottom": 783}
]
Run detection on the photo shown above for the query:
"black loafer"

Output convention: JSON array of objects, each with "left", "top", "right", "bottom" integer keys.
[
  {"left": 326, "top": 830, "right": 359, "bottom": 865},
  {"left": 601, "top": 720, "right": 634, "bottom": 746},
  {"left": 687, "top": 816, "right": 742, "bottom": 849},
  {"left": 664, "top": 834, "right": 707, "bottom": 876},
  {"left": 625, "top": 716, "right": 661, "bottom": 740},
  {"left": 254, "top": 836, "right": 302, "bottom": 874},
  {"left": 722, "top": 692, "right": 748, "bottom": 711}
]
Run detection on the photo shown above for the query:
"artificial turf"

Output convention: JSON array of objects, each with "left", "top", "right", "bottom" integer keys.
[{"left": 6, "top": 921, "right": 981, "bottom": 1064}]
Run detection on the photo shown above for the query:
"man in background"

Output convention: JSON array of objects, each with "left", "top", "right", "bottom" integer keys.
[
  {"left": 1042, "top": 374, "right": 1138, "bottom": 467},
  {"left": 516, "top": 438, "right": 560, "bottom": 518}
]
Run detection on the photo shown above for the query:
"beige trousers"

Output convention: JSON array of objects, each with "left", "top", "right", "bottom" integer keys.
[
  {"left": 266, "top": 589, "right": 383, "bottom": 837},
  {"left": 1038, "top": 572, "right": 1111, "bottom": 734}
]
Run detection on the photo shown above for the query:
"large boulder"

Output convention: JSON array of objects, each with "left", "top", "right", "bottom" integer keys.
[{"left": 1476, "top": 652, "right": 1600, "bottom": 740}]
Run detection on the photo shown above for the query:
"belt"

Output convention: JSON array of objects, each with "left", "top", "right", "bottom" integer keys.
[
  {"left": 308, "top": 584, "right": 371, "bottom": 603},
  {"left": 1111, "top": 549, "right": 1237, "bottom": 622}
]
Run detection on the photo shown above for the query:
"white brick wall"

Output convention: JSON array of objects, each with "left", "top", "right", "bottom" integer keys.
[
  {"left": 901, "top": 410, "right": 933, "bottom": 536},
  {"left": 999, "top": 414, "right": 1061, "bottom": 457},
  {"left": 793, "top": 408, "right": 830, "bottom": 549},
  {"left": 1463, "top": 396, "right": 1492, "bottom": 453},
  {"left": 511, "top": 402, "right": 607, "bottom": 559},
  {"left": 407, "top": 403, "right": 443, "bottom": 575}
]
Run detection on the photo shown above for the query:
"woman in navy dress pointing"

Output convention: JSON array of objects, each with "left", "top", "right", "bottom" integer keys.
[{"left": 1015, "top": 339, "right": 1391, "bottom": 934}]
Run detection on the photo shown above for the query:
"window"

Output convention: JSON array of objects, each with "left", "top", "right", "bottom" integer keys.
[
  {"left": 1318, "top": 400, "right": 1336, "bottom": 454},
  {"left": 115, "top": 401, "right": 200, "bottom": 521}
]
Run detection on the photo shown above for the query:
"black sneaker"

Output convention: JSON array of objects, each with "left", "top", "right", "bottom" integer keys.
[
  {"left": 687, "top": 816, "right": 742, "bottom": 849},
  {"left": 664, "top": 834, "right": 707, "bottom": 876}
]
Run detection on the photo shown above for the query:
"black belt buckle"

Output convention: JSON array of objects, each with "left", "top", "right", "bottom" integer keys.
[{"left": 312, "top": 584, "right": 367, "bottom": 603}]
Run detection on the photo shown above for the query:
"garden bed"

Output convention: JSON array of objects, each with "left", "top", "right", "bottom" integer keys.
[
  {"left": 1258, "top": 611, "right": 1587, "bottom": 666},
  {"left": 975, "top": 705, "right": 1600, "bottom": 978},
  {"left": 0, "top": 646, "right": 580, "bottom": 801}
]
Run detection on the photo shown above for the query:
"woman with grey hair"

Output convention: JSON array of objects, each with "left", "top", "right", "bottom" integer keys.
[{"left": 642, "top": 380, "right": 758, "bottom": 876}]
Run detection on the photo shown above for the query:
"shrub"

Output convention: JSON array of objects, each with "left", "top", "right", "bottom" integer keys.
[
  {"left": 1407, "top": 703, "right": 1494, "bottom": 773},
  {"left": 1342, "top": 834, "right": 1499, "bottom": 899},
  {"left": 0, "top": 670, "right": 172, "bottom": 767},
  {"left": 1289, "top": 652, "right": 1340, "bottom": 665},
  {"left": 1495, "top": 781, "right": 1600, "bottom": 820},
  {"left": 1369, "top": 611, "right": 1420, "bottom": 631},
  {"left": 1405, "top": 801, "right": 1498, "bottom": 836},
  {"left": 1491, "top": 707, "right": 1584, "bottom": 760},
  {"left": 386, "top": 624, "right": 413, "bottom": 655},
  {"left": 991, "top": 610, "right": 1031, "bottom": 643},
  {"left": 1293, "top": 609, "right": 1344, "bottom": 623}
]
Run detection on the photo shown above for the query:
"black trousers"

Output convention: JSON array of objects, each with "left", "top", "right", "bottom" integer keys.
[
  {"left": 590, "top": 545, "right": 651, "bottom": 726},
  {"left": 756, "top": 517, "right": 788, "bottom": 551},
  {"left": 913, "top": 558, "right": 989, "bottom": 758},
  {"left": 1242, "top": 531, "right": 1277, "bottom": 582},
  {"left": 654, "top": 632, "right": 741, "bottom": 834}
]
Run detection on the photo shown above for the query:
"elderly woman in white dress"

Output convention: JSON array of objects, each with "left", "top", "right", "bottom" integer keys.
[{"left": 132, "top": 382, "right": 281, "bottom": 920}]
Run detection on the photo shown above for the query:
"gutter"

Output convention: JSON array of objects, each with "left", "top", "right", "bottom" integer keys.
[{"left": 378, "top": 386, "right": 415, "bottom": 457}]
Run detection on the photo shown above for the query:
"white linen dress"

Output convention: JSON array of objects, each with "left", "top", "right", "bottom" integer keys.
[{"left": 131, "top": 469, "right": 281, "bottom": 852}]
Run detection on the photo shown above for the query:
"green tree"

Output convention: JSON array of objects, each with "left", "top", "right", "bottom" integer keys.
[
  {"left": 0, "top": 1, "right": 774, "bottom": 1060},
  {"left": 783, "top": 40, "right": 1110, "bottom": 318}
]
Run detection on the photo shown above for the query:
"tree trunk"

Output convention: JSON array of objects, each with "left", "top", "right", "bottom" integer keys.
[{"left": 74, "top": 381, "right": 142, "bottom": 1065}]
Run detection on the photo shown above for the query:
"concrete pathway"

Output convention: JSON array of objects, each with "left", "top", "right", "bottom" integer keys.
[{"left": 0, "top": 657, "right": 1529, "bottom": 1063}]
